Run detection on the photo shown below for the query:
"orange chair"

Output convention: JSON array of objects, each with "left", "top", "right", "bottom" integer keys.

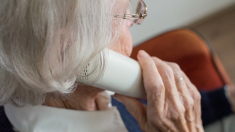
[{"left": 131, "top": 28, "right": 231, "bottom": 91}]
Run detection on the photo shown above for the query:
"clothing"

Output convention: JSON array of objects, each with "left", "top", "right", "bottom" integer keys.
[
  {"left": 204, "top": 114, "right": 235, "bottom": 132},
  {"left": 114, "top": 86, "right": 234, "bottom": 132},
  {"left": 200, "top": 86, "right": 233, "bottom": 126},
  {"left": 111, "top": 98, "right": 147, "bottom": 132},
  {"left": 1, "top": 86, "right": 234, "bottom": 132},
  {"left": 4, "top": 103, "right": 128, "bottom": 132},
  {"left": 0, "top": 106, "right": 15, "bottom": 132},
  {"left": 200, "top": 87, "right": 235, "bottom": 132},
  {"left": 4, "top": 103, "right": 130, "bottom": 132}
]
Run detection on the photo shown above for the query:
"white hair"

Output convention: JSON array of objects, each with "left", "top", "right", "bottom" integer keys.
[{"left": 0, "top": 0, "right": 128, "bottom": 106}]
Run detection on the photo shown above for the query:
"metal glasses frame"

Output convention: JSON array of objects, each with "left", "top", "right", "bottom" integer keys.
[{"left": 114, "top": 0, "right": 147, "bottom": 23}]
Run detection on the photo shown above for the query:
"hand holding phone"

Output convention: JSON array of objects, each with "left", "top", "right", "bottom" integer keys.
[{"left": 92, "top": 49, "right": 146, "bottom": 99}]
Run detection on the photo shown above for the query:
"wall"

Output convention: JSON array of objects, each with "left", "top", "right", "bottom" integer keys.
[{"left": 130, "top": 0, "right": 235, "bottom": 46}]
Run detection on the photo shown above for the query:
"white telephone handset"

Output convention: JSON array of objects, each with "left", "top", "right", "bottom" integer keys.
[{"left": 91, "top": 49, "right": 146, "bottom": 99}]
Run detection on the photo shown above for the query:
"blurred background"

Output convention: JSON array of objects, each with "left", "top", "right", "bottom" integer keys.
[{"left": 130, "top": 0, "right": 235, "bottom": 84}]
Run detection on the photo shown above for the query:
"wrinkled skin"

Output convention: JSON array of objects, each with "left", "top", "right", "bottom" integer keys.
[
  {"left": 44, "top": 1, "right": 204, "bottom": 131},
  {"left": 44, "top": 18, "right": 133, "bottom": 111},
  {"left": 114, "top": 50, "right": 204, "bottom": 132}
]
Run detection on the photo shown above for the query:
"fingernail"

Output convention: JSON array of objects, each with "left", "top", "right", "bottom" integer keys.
[
  {"left": 113, "top": 95, "right": 123, "bottom": 103},
  {"left": 138, "top": 50, "right": 148, "bottom": 58}
]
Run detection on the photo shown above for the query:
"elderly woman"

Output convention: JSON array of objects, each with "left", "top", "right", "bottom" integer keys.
[{"left": 0, "top": 0, "right": 204, "bottom": 132}]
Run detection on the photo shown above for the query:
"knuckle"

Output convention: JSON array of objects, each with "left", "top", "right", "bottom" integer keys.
[
  {"left": 171, "top": 113, "right": 180, "bottom": 120},
  {"left": 195, "top": 92, "right": 201, "bottom": 100},
  {"left": 162, "top": 66, "right": 173, "bottom": 76},
  {"left": 173, "top": 112, "right": 185, "bottom": 121},
  {"left": 151, "top": 56, "right": 158, "bottom": 60},
  {"left": 170, "top": 63, "right": 181, "bottom": 71},
  {"left": 189, "top": 84, "right": 201, "bottom": 100},
  {"left": 186, "top": 100, "right": 194, "bottom": 110},
  {"left": 146, "top": 81, "right": 164, "bottom": 92},
  {"left": 193, "top": 91, "right": 201, "bottom": 101},
  {"left": 183, "top": 95, "right": 194, "bottom": 109},
  {"left": 145, "top": 59, "right": 155, "bottom": 68},
  {"left": 180, "top": 106, "right": 186, "bottom": 113},
  {"left": 149, "top": 117, "right": 164, "bottom": 128},
  {"left": 156, "top": 82, "right": 165, "bottom": 90},
  {"left": 171, "top": 104, "right": 186, "bottom": 119},
  {"left": 187, "top": 97, "right": 195, "bottom": 108},
  {"left": 176, "top": 104, "right": 186, "bottom": 113}
]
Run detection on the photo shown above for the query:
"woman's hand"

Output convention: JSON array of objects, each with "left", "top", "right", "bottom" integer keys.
[
  {"left": 114, "top": 50, "right": 204, "bottom": 132},
  {"left": 226, "top": 85, "right": 235, "bottom": 112}
]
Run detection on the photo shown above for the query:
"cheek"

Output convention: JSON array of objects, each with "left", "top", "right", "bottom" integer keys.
[
  {"left": 119, "top": 27, "right": 133, "bottom": 56},
  {"left": 110, "top": 20, "right": 133, "bottom": 57}
]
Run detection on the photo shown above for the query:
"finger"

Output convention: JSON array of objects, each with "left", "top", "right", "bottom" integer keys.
[
  {"left": 137, "top": 50, "right": 165, "bottom": 112},
  {"left": 227, "top": 85, "right": 235, "bottom": 112},
  {"left": 153, "top": 119, "right": 178, "bottom": 132},
  {"left": 172, "top": 113, "right": 189, "bottom": 132},
  {"left": 147, "top": 107, "right": 178, "bottom": 132},
  {"left": 166, "top": 62, "right": 194, "bottom": 110},
  {"left": 180, "top": 72, "right": 199, "bottom": 100},
  {"left": 151, "top": 57, "right": 188, "bottom": 132},
  {"left": 137, "top": 51, "right": 176, "bottom": 132},
  {"left": 113, "top": 94, "right": 149, "bottom": 131},
  {"left": 166, "top": 62, "right": 195, "bottom": 131},
  {"left": 185, "top": 108, "right": 197, "bottom": 132},
  {"left": 95, "top": 91, "right": 111, "bottom": 110},
  {"left": 181, "top": 72, "right": 203, "bottom": 131},
  {"left": 164, "top": 61, "right": 196, "bottom": 132}
]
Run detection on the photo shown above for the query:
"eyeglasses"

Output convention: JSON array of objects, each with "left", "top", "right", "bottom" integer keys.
[{"left": 114, "top": 0, "right": 147, "bottom": 25}]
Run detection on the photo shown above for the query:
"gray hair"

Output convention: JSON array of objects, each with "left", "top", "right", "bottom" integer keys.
[{"left": 0, "top": 0, "right": 128, "bottom": 106}]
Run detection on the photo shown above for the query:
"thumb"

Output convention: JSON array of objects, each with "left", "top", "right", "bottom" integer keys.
[{"left": 113, "top": 94, "right": 148, "bottom": 131}]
